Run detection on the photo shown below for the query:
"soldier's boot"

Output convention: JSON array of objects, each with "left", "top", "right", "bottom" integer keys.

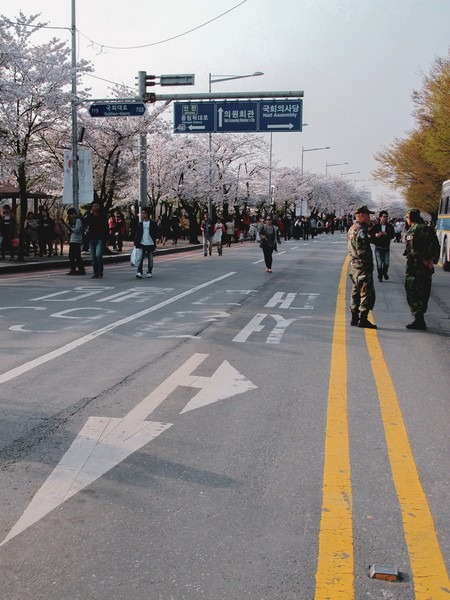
[
  {"left": 377, "top": 268, "right": 383, "bottom": 282},
  {"left": 383, "top": 266, "right": 389, "bottom": 280},
  {"left": 406, "top": 312, "right": 427, "bottom": 330},
  {"left": 350, "top": 311, "right": 360, "bottom": 326},
  {"left": 358, "top": 311, "right": 377, "bottom": 329}
]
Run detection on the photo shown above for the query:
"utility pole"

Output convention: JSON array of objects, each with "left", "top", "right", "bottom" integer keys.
[
  {"left": 138, "top": 71, "right": 148, "bottom": 215},
  {"left": 71, "top": 0, "right": 79, "bottom": 211}
]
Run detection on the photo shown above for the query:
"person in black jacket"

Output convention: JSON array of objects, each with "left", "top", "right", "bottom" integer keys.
[
  {"left": 134, "top": 207, "right": 159, "bottom": 278},
  {"left": 84, "top": 201, "right": 108, "bottom": 278},
  {"left": 369, "top": 210, "right": 395, "bottom": 282}
]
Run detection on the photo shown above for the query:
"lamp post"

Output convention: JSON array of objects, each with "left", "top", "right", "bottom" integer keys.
[
  {"left": 71, "top": 0, "right": 79, "bottom": 211},
  {"left": 341, "top": 171, "right": 360, "bottom": 178},
  {"left": 301, "top": 146, "right": 331, "bottom": 175},
  {"left": 208, "top": 71, "right": 264, "bottom": 214},
  {"left": 326, "top": 161, "right": 348, "bottom": 177}
]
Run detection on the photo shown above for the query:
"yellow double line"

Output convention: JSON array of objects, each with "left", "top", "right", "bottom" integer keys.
[{"left": 314, "top": 256, "right": 449, "bottom": 599}]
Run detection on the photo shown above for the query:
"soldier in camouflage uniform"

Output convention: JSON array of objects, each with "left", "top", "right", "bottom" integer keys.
[
  {"left": 404, "top": 208, "right": 440, "bottom": 330},
  {"left": 347, "top": 205, "right": 377, "bottom": 329}
]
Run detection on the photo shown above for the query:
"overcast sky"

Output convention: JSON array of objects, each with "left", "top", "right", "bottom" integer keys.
[{"left": 7, "top": 0, "right": 450, "bottom": 207}]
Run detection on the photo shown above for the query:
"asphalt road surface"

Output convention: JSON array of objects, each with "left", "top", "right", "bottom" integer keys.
[{"left": 0, "top": 234, "right": 449, "bottom": 599}]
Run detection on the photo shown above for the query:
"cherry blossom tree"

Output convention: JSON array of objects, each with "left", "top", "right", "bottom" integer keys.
[{"left": 0, "top": 11, "right": 92, "bottom": 259}]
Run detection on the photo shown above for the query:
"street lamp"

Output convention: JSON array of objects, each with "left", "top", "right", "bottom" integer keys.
[
  {"left": 301, "top": 146, "right": 331, "bottom": 175},
  {"left": 326, "top": 161, "right": 348, "bottom": 176},
  {"left": 209, "top": 71, "right": 264, "bottom": 91},
  {"left": 208, "top": 71, "right": 264, "bottom": 214},
  {"left": 341, "top": 171, "right": 360, "bottom": 177}
]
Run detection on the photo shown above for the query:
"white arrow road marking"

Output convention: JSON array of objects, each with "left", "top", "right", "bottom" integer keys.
[
  {"left": 1, "top": 353, "right": 256, "bottom": 546},
  {"left": 0, "top": 419, "right": 171, "bottom": 547},
  {"left": 180, "top": 359, "right": 257, "bottom": 414}
]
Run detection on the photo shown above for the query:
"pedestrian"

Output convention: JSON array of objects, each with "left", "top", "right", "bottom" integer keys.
[
  {"left": 403, "top": 208, "right": 440, "bottom": 330},
  {"left": 347, "top": 205, "right": 377, "bottom": 329},
  {"left": 66, "top": 208, "right": 86, "bottom": 275},
  {"left": 84, "top": 201, "right": 108, "bottom": 279},
  {"left": 108, "top": 212, "right": 117, "bottom": 250},
  {"left": 24, "top": 212, "right": 39, "bottom": 256},
  {"left": 0, "top": 205, "right": 18, "bottom": 260},
  {"left": 258, "top": 215, "right": 281, "bottom": 273},
  {"left": 369, "top": 210, "right": 395, "bottom": 281},
  {"left": 53, "top": 210, "right": 68, "bottom": 256},
  {"left": 115, "top": 210, "right": 126, "bottom": 252},
  {"left": 134, "top": 207, "right": 158, "bottom": 279},
  {"left": 200, "top": 211, "right": 213, "bottom": 256},
  {"left": 394, "top": 219, "right": 404, "bottom": 243},
  {"left": 213, "top": 217, "right": 225, "bottom": 255},
  {"left": 170, "top": 212, "right": 181, "bottom": 245},
  {"left": 224, "top": 217, "right": 235, "bottom": 247},
  {"left": 309, "top": 216, "right": 317, "bottom": 239},
  {"left": 38, "top": 208, "right": 55, "bottom": 256}
]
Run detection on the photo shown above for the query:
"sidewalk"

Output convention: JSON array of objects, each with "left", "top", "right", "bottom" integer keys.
[{"left": 0, "top": 239, "right": 202, "bottom": 275}]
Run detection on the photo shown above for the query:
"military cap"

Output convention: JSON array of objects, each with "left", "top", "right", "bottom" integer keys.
[
  {"left": 354, "top": 205, "right": 375, "bottom": 215},
  {"left": 405, "top": 208, "right": 421, "bottom": 221}
]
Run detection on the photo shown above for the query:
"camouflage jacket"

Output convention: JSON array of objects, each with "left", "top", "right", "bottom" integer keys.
[
  {"left": 404, "top": 223, "right": 440, "bottom": 273},
  {"left": 347, "top": 221, "right": 373, "bottom": 272}
]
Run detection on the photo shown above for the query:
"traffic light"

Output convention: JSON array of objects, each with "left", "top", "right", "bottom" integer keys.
[{"left": 145, "top": 74, "right": 157, "bottom": 87}]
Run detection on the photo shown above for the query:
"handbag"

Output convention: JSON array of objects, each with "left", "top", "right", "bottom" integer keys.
[{"left": 130, "top": 246, "right": 143, "bottom": 266}]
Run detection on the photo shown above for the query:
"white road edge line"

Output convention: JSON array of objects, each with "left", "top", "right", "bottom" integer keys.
[{"left": 0, "top": 272, "right": 236, "bottom": 385}]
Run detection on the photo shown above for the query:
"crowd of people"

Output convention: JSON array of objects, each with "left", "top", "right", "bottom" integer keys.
[{"left": 1, "top": 202, "right": 441, "bottom": 331}]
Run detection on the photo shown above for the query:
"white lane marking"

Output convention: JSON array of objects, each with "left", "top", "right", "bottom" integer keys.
[
  {"left": 0, "top": 306, "right": 47, "bottom": 316},
  {"left": 266, "top": 315, "right": 297, "bottom": 344},
  {"left": 1, "top": 354, "right": 256, "bottom": 546},
  {"left": 10, "top": 325, "right": 57, "bottom": 333},
  {"left": 232, "top": 313, "right": 266, "bottom": 342},
  {"left": 0, "top": 273, "right": 236, "bottom": 385}
]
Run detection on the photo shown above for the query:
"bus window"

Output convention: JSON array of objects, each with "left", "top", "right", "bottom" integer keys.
[{"left": 437, "top": 180, "right": 450, "bottom": 271}]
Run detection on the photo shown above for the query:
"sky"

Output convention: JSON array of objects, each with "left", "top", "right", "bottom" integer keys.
[{"left": 6, "top": 0, "right": 450, "bottom": 208}]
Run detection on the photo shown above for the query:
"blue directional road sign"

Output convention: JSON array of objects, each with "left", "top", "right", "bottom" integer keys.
[
  {"left": 173, "top": 102, "right": 215, "bottom": 132},
  {"left": 174, "top": 99, "right": 302, "bottom": 133},
  {"left": 259, "top": 100, "right": 302, "bottom": 132},
  {"left": 89, "top": 102, "right": 146, "bottom": 117},
  {"left": 215, "top": 101, "right": 258, "bottom": 132}
]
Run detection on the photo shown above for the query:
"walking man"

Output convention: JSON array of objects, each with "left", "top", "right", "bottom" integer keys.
[
  {"left": 347, "top": 205, "right": 377, "bottom": 329},
  {"left": 369, "top": 210, "right": 395, "bottom": 281},
  {"left": 404, "top": 209, "right": 440, "bottom": 330},
  {"left": 134, "top": 207, "right": 158, "bottom": 278},
  {"left": 84, "top": 201, "right": 108, "bottom": 279},
  {"left": 200, "top": 212, "right": 213, "bottom": 257}
]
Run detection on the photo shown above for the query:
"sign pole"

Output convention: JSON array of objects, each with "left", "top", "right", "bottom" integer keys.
[
  {"left": 138, "top": 71, "right": 147, "bottom": 216},
  {"left": 71, "top": 0, "right": 79, "bottom": 211}
]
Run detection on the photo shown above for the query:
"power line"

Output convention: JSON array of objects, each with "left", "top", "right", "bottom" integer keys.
[{"left": 78, "top": 0, "right": 248, "bottom": 51}]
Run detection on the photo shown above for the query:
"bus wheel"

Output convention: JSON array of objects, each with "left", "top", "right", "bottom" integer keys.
[{"left": 443, "top": 240, "right": 450, "bottom": 271}]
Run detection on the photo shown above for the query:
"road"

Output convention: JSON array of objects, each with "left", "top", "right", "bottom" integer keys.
[{"left": 0, "top": 234, "right": 449, "bottom": 600}]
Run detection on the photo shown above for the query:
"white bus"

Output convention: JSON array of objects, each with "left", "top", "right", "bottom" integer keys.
[{"left": 437, "top": 180, "right": 450, "bottom": 271}]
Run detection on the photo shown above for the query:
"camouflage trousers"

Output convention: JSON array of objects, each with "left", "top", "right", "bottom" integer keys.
[
  {"left": 349, "top": 269, "right": 376, "bottom": 312},
  {"left": 405, "top": 270, "right": 432, "bottom": 316}
]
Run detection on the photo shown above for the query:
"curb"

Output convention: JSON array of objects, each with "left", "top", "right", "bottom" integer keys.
[{"left": 0, "top": 244, "right": 203, "bottom": 275}]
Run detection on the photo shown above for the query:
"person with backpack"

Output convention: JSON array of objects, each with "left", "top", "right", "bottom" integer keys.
[{"left": 404, "top": 209, "right": 440, "bottom": 330}]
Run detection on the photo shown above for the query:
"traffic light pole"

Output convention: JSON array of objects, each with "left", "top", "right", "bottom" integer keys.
[{"left": 138, "top": 72, "right": 148, "bottom": 213}]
